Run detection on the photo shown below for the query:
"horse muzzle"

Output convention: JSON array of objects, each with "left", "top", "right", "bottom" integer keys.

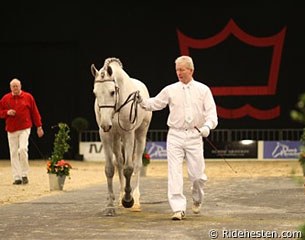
[{"left": 101, "top": 125, "right": 112, "bottom": 132}]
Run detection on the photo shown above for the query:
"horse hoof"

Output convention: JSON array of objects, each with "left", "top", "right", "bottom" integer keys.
[
  {"left": 103, "top": 207, "right": 116, "bottom": 216},
  {"left": 122, "top": 198, "right": 134, "bottom": 208},
  {"left": 130, "top": 203, "right": 142, "bottom": 212}
]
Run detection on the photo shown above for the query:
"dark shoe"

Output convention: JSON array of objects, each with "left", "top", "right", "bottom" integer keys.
[
  {"left": 13, "top": 179, "right": 22, "bottom": 185},
  {"left": 22, "top": 176, "right": 29, "bottom": 184}
]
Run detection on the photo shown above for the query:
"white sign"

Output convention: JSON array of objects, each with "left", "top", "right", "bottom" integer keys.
[{"left": 79, "top": 142, "right": 105, "bottom": 162}]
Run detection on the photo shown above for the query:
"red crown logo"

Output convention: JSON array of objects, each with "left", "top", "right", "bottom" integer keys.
[{"left": 177, "top": 19, "right": 286, "bottom": 120}]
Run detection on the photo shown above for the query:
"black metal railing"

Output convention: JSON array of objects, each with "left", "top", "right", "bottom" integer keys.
[{"left": 80, "top": 128, "right": 303, "bottom": 142}]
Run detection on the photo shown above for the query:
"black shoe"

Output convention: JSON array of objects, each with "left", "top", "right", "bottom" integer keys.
[
  {"left": 13, "top": 179, "right": 22, "bottom": 185},
  {"left": 22, "top": 176, "right": 29, "bottom": 184}
]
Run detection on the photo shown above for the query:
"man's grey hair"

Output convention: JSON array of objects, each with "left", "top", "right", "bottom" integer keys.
[
  {"left": 175, "top": 56, "right": 194, "bottom": 70},
  {"left": 10, "top": 78, "right": 21, "bottom": 86}
]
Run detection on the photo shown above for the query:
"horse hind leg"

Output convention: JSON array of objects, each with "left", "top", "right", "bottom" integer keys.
[
  {"left": 130, "top": 127, "right": 149, "bottom": 212},
  {"left": 130, "top": 170, "right": 141, "bottom": 212},
  {"left": 113, "top": 141, "right": 125, "bottom": 207},
  {"left": 114, "top": 157, "right": 125, "bottom": 207}
]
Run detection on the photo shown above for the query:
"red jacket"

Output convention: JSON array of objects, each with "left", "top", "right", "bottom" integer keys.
[{"left": 0, "top": 91, "right": 42, "bottom": 132}]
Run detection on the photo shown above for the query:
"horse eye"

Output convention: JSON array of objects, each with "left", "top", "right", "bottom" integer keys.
[{"left": 110, "top": 91, "right": 115, "bottom": 96}]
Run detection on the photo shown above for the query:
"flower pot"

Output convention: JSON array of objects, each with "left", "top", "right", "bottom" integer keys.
[{"left": 49, "top": 174, "right": 66, "bottom": 191}]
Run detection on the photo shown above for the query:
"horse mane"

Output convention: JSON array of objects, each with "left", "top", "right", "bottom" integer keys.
[
  {"left": 103, "top": 57, "right": 123, "bottom": 69},
  {"left": 102, "top": 57, "right": 129, "bottom": 84}
]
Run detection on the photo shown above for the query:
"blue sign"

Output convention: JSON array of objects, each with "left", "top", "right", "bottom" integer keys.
[
  {"left": 263, "top": 141, "right": 301, "bottom": 159},
  {"left": 146, "top": 141, "right": 167, "bottom": 160}
]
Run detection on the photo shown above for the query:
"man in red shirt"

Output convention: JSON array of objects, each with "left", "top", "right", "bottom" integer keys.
[{"left": 0, "top": 78, "right": 44, "bottom": 185}]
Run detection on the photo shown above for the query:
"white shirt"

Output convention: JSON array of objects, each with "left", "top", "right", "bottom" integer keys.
[{"left": 141, "top": 79, "right": 218, "bottom": 130}]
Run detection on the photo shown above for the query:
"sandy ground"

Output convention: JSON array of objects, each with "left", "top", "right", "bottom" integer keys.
[{"left": 0, "top": 159, "right": 304, "bottom": 206}]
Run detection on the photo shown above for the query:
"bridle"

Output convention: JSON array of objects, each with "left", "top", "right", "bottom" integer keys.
[
  {"left": 94, "top": 79, "right": 119, "bottom": 109},
  {"left": 94, "top": 79, "right": 140, "bottom": 131}
]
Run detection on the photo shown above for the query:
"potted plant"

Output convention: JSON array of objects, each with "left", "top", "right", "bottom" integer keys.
[
  {"left": 142, "top": 148, "right": 151, "bottom": 167},
  {"left": 71, "top": 117, "right": 89, "bottom": 160},
  {"left": 47, "top": 122, "right": 72, "bottom": 190},
  {"left": 290, "top": 92, "right": 305, "bottom": 176},
  {"left": 298, "top": 223, "right": 305, "bottom": 240},
  {"left": 299, "top": 130, "right": 305, "bottom": 176},
  {"left": 141, "top": 148, "right": 150, "bottom": 176}
]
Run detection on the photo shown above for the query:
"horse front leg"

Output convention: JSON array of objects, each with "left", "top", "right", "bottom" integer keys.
[
  {"left": 113, "top": 138, "right": 125, "bottom": 207},
  {"left": 102, "top": 145, "right": 116, "bottom": 216},
  {"left": 121, "top": 134, "right": 135, "bottom": 208},
  {"left": 121, "top": 166, "right": 134, "bottom": 208}
]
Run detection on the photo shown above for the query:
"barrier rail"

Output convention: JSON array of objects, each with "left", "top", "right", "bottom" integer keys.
[{"left": 81, "top": 128, "right": 303, "bottom": 142}]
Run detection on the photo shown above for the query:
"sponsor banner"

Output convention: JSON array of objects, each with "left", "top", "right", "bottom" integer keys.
[
  {"left": 204, "top": 140, "right": 258, "bottom": 159},
  {"left": 80, "top": 141, "right": 168, "bottom": 161},
  {"left": 263, "top": 141, "right": 301, "bottom": 159},
  {"left": 146, "top": 141, "right": 167, "bottom": 160},
  {"left": 146, "top": 140, "right": 258, "bottom": 159},
  {"left": 79, "top": 142, "right": 105, "bottom": 161},
  {"left": 80, "top": 140, "right": 261, "bottom": 160}
]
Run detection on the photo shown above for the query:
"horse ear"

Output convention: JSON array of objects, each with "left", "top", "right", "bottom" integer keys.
[
  {"left": 90, "top": 64, "right": 98, "bottom": 77},
  {"left": 107, "top": 66, "right": 113, "bottom": 77}
]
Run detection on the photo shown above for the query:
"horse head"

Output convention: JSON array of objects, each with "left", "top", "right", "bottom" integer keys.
[{"left": 91, "top": 63, "right": 119, "bottom": 132}]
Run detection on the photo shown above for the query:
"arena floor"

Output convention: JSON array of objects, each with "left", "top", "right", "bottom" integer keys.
[{"left": 0, "top": 160, "right": 304, "bottom": 239}]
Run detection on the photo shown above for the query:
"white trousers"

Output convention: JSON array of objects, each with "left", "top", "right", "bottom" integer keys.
[
  {"left": 7, "top": 128, "right": 31, "bottom": 180},
  {"left": 167, "top": 128, "right": 207, "bottom": 212}
]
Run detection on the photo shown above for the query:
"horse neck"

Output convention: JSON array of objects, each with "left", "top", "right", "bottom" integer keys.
[{"left": 112, "top": 67, "right": 135, "bottom": 102}]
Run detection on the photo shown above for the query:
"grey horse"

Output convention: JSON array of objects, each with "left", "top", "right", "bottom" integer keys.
[{"left": 91, "top": 57, "right": 152, "bottom": 216}]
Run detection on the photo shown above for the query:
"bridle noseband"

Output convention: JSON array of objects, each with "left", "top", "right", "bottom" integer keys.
[{"left": 94, "top": 79, "right": 119, "bottom": 110}]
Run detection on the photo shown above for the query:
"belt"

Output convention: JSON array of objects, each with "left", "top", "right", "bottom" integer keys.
[{"left": 170, "top": 127, "right": 196, "bottom": 132}]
